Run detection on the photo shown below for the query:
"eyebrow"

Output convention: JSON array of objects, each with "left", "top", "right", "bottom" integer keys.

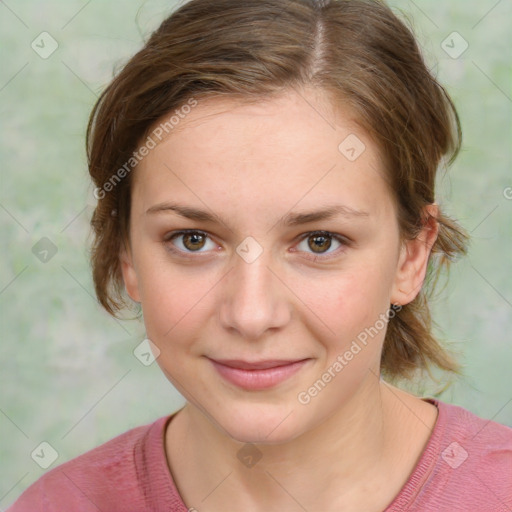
[{"left": 145, "top": 202, "right": 369, "bottom": 226}]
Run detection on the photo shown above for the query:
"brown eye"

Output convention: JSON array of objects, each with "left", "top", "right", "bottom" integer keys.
[
  {"left": 165, "top": 230, "right": 216, "bottom": 254},
  {"left": 307, "top": 233, "right": 332, "bottom": 253},
  {"left": 181, "top": 232, "right": 207, "bottom": 251},
  {"left": 294, "top": 231, "right": 348, "bottom": 259}
]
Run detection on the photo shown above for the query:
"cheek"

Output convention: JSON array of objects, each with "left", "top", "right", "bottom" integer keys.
[
  {"left": 299, "top": 257, "right": 395, "bottom": 355},
  {"left": 136, "top": 258, "right": 221, "bottom": 351},
  {"left": 135, "top": 238, "right": 397, "bottom": 359}
]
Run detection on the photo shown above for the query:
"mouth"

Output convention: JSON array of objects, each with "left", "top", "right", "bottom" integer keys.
[{"left": 208, "top": 357, "right": 311, "bottom": 390}]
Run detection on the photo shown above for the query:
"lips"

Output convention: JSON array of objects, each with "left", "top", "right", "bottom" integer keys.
[
  {"left": 212, "top": 359, "right": 305, "bottom": 370},
  {"left": 208, "top": 357, "right": 310, "bottom": 390}
]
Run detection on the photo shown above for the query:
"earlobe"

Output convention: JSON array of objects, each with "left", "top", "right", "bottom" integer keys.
[
  {"left": 390, "top": 204, "right": 439, "bottom": 306},
  {"left": 120, "top": 242, "right": 141, "bottom": 303}
]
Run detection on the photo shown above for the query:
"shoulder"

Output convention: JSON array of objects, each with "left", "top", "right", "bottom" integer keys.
[
  {"left": 437, "top": 399, "right": 512, "bottom": 454},
  {"left": 7, "top": 416, "right": 170, "bottom": 512},
  {"left": 418, "top": 399, "right": 512, "bottom": 510}
]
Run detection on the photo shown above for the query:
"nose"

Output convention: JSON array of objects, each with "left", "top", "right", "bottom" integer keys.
[{"left": 219, "top": 249, "right": 291, "bottom": 340}]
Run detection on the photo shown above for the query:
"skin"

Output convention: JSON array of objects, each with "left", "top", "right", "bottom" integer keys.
[{"left": 120, "top": 86, "right": 439, "bottom": 511}]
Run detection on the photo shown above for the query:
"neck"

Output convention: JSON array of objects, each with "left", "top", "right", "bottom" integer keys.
[{"left": 165, "top": 373, "right": 424, "bottom": 511}]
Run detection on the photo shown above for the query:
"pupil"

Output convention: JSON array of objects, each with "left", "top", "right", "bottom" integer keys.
[
  {"left": 184, "top": 233, "right": 205, "bottom": 251},
  {"left": 309, "top": 234, "right": 331, "bottom": 253}
]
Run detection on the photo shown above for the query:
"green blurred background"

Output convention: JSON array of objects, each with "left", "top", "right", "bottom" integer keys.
[{"left": 1, "top": 0, "right": 511, "bottom": 505}]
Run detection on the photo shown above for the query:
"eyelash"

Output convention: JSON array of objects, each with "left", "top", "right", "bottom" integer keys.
[{"left": 163, "top": 229, "right": 351, "bottom": 261}]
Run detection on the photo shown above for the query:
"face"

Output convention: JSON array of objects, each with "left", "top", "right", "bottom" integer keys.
[{"left": 121, "top": 87, "right": 432, "bottom": 443}]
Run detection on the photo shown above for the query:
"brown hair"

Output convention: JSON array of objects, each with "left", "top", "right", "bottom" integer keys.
[{"left": 86, "top": 0, "right": 468, "bottom": 381}]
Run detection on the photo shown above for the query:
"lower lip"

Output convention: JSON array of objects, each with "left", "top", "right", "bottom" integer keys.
[{"left": 209, "top": 359, "right": 310, "bottom": 390}]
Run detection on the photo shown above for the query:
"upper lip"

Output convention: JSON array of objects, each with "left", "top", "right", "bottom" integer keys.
[{"left": 209, "top": 358, "right": 309, "bottom": 370}]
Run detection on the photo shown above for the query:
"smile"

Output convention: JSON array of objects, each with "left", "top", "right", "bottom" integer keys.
[{"left": 208, "top": 358, "right": 311, "bottom": 390}]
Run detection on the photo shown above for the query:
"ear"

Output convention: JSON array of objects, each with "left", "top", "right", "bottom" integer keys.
[
  {"left": 119, "top": 239, "right": 141, "bottom": 303},
  {"left": 390, "top": 204, "right": 439, "bottom": 306}
]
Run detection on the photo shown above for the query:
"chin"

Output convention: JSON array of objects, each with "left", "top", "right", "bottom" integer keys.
[{"left": 211, "top": 402, "right": 307, "bottom": 445}]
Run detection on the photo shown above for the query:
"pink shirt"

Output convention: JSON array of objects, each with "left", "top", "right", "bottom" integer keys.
[{"left": 7, "top": 398, "right": 512, "bottom": 511}]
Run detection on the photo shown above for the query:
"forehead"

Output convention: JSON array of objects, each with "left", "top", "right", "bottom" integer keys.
[
  {"left": 155, "top": 87, "right": 359, "bottom": 149},
  {"left": 132, "top": 88, "right": 393, "bottom": 223}
]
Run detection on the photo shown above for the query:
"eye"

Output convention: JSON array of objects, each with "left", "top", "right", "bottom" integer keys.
[
  {"left": 164, "top": 230, "right": 218, "bottom": 254},
  {"left": 163, "top": 229, "right": 349, "bottom": 260},
  {"left": 294, "top": 231, "right": 349, "bottom": 259}
]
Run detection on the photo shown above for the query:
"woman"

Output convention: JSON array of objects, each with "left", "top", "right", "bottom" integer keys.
[{"left": 9, "top": 0, "right": 512, "bottom": 510}]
